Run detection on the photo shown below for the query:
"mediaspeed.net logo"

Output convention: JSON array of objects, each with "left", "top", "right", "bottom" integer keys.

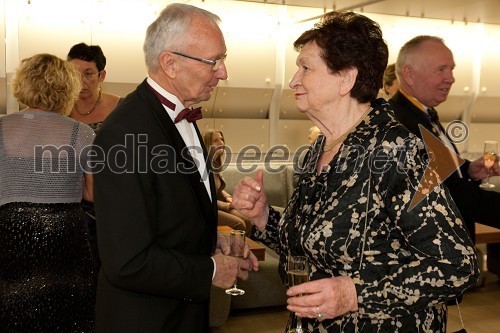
[
  {"left": 409, "top": 124, "right": 465, "bottom": 209},
  {"left": 30, "top": 120, "right": 470, "bottom": 209}
]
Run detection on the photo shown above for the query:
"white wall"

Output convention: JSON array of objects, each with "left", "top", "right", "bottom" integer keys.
[
  {"left": 0, "top": 0, "right": 5, "bottom": 114},
  {"left": 2, "top": 0, "right": 500, "bottom": 154}
]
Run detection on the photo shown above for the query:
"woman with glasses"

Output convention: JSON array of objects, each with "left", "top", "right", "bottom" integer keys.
[
  {"left": 67, "top": 43, "right": 121, "bottom": 270},
  {"left": 67, "top": 42, "right": 121, "bottom": 133}
]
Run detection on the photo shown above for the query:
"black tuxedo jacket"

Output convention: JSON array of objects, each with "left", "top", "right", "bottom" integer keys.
[
  {"left": 93, "top": 79, "right": 218, "bottom": 332},
  {"left": 390, "top": 91, "right": 500, "bottom": 240}
]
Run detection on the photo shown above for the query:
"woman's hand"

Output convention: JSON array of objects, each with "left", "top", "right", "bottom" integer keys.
[
  {"left": 83, "top": 173, "right": 93, "bottom": 202},
  {"left": 286, "top": 276, "right": 358, "bottom": 321},
  {"left": 223, "top": 191, "right": 234, "bottom": 209},
  {"left": 232, "top": 169, "right": 269, "bottom": 229},
  {"left": 217, "top": 200, "right": 231, "bottom": 212}
]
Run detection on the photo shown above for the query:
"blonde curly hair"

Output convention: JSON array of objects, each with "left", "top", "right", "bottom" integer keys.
[{"left": 12, "top": 53, "right": 81, "bottom": 115}]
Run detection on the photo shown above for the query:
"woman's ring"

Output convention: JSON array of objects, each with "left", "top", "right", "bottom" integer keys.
[{"left": 316, "top": 306, "right": 323, "bottom": 320}]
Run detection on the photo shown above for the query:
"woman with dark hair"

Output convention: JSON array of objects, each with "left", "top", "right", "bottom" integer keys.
[
  {"left": 0, "top": 53, "right": 96, "bottom": 332},
  {"left": 232, "top": 11, "right": 478, "bottom": 332},
  {"left": 202, "top": 129, "right": 253, "bottom": 234},
  {"left": 68, "top": 43, "right": 122, "bottom": 266},
  {"left": 68, "top": 42, "right": 121, "bottom": 133}
]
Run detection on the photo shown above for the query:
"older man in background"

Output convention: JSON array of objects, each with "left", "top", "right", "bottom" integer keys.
[{"left": 390, "top": 35, "right": 500, "bottom": 241}]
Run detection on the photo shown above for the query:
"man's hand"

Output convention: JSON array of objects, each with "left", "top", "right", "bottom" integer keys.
[
  {"left": 469, "top": 156, "right": 500, "bottom": 179},
  {"left": 212, "top": 233, "right": 259, "bottom": 289},
  {"left": 212, "top": 252, "right": 259, "bottom": 289}
]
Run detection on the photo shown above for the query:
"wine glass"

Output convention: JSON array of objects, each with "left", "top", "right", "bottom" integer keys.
[
  {"left": 287, "top": 255, "right": 310, "bottom": 333},
  {"left": 480, "top": 140, "right": 498, "bottom": 189},
  {"left": 225, "top": 230, "right": 246, "bottom": 296}
]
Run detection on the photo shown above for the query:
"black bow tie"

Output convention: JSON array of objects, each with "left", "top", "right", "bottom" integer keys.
[
  {"left": 427, "top": 108, "right": 439, "bottom": 123},
  {"left": 147, "top": 83, "right": 202, "bottom": 123},
  {"left": 174, "top": 107, "right": 202, "bottom": 124}
]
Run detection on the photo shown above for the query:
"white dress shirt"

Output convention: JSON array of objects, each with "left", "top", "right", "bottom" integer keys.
[{"left": 147, "top": 77, "right": 212, "bottom": 200}]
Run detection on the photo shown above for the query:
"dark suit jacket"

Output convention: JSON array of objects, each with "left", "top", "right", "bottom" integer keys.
[
  {"left": 390, "top": 91, "right": 500, "bottom": 241},
  {"left": 93, "top": 79, "right": 218, "bottom": 332}
]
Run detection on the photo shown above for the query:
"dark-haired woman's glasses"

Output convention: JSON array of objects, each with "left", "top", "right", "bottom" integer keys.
[{"left": 81, "top": 71, "right": 102, "bottom": 80}]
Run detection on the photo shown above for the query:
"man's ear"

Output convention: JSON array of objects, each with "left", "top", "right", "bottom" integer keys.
[
  {"left": 402, "top": 64, "right": 414, "bottom": 86},
  {"left": 339, "top": 67, "right": 358, "bottom": 96},
  {"left": 159, "top": 51, "right": 177, "bottom": 79}
]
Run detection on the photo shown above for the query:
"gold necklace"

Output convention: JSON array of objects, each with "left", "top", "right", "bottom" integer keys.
[
  {"left": 323, "top": 107, "right": 372, "bottom": 152},
  {"left": 74, "top": 90, "right": 102, "bottom": 116}
]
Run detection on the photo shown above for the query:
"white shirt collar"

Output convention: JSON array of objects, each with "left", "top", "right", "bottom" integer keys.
[{"left": 146, "top": 77, "right": 186, "bottom": 120}]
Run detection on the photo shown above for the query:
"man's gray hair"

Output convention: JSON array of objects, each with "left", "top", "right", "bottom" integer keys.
[
  {"left": 395, "top": 35, "right": 445, "bottom": 79},
  {"left": 143, "top": 3, "right": 221, "bottom": 72}
]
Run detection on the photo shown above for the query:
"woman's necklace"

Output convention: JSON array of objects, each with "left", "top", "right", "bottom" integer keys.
[
  {"left": 323, "top": 107, "right": 372, "bottom": 152},
  {"left": 74, "top": 90, "right": 102, "bottom": 116}
]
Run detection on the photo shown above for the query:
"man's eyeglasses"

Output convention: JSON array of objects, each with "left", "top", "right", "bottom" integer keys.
[
  {"left": 81, "top": 71, "right": 102, "bottom": 80},
  {"left": 171, "top": 52, "right": 226, "bottom": 71}
]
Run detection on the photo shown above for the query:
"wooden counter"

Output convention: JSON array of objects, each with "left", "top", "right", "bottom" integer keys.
[{"left": 476, "top": 223, "right": 500, "bottom": 244}]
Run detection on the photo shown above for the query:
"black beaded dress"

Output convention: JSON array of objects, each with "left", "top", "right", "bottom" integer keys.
[{"left": 0, "top": 110, "right": 96, "bottom": 332}]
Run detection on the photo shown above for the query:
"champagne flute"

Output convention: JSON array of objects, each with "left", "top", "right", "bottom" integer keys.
[
  {"left": 480, "top": 140, "right": 498, "bottom": 189},
  {"left": 225, "top": 230, "right": 246, "bottom": 296},
  {"left": 287, "top": 255, "right": 310, "bottom": 333}
]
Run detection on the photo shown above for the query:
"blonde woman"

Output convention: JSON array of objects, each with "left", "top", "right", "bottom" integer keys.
[
  {"left": 0, "top": 54, "right": 96, "bottom": 332},
  {"left": 383, "top": 63, "right": 399, "bottom": 99}
]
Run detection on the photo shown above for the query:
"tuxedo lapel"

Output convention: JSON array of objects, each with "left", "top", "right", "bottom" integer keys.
[
  {"left": 390, "top": 91, "right": 459, "bottom": 153},
  {"left": 136, "top": 80, "right": 217, "bottom": 235},
  {"left": 390, "top": 91, "right": 434, "bottom": 139},
  {"left": 194, "top": 124, "right": 218, "bottom": 211}
]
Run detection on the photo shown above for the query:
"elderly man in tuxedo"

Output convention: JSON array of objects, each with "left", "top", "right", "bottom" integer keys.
[
  {"left": 92, "top": 4, "right": 258, "bottom": 332},
  {"left": 389, "top": 35, "right": 500, "bottom": 241}
]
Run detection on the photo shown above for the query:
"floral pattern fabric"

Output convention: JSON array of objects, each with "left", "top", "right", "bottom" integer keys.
[{"left": 253, "top": 99, "right": 479, "bottom": 332}]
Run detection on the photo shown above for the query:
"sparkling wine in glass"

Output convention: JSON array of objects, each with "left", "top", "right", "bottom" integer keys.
[
  {"left": 287, "top": 255, "right": 310, "bottom": 333},
  {"left": 480, "top": 140, "right": 498, "bottom": 189},
  {"left": 225, "top": 230, "right": 246, "bottom": 296}
]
